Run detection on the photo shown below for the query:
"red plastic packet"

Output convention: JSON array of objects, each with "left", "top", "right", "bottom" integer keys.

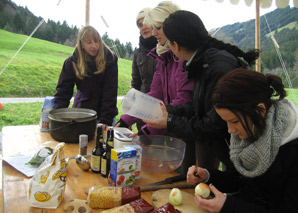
[
  {"left": 101, "top": 198, "right": 154, "bottom": 213},
  {"left": 152, "top": 202, "right": 182, "bottom": 213}
]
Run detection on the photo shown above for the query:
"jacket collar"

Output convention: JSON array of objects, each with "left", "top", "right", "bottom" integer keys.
[
  {"left": 148, "top": 47, "right": 175, "bottom": 64},
  {"left": 183, "top": 47, "right": 206, "bottom": 79}
]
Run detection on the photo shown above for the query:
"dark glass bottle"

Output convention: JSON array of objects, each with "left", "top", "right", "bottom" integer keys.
[
  {"left": 106, "top": 126, "right": 114, "bottom": 149},
  {"left": 101, "top": 127, "right": 114, "bottom": 178},
  {"left": 91, "top": 124, "right": 104, "bottom": 173},
  {"left": 101, "top": 143, "right": 109, "bottom": 178}
]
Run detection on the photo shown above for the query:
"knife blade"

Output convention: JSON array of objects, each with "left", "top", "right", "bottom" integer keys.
[
  {"left": 140, "top": 174, "right": 186, "bottom": 187},
  {"left": 140, "top": 183, "right": 194, "bottom": 192},
  {"left": 193, "top": 159, "right": 199, "bottom": 177}
]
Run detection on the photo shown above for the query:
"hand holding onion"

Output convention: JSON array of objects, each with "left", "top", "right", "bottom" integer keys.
[
  {"left": 193, "top": 184, "right": 227, "bottom": 212},
  {"left": 195, "top": 183, "right": 211, "bottom": 199}
]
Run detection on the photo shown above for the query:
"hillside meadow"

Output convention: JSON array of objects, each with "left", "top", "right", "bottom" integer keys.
[{"left": 0, "top": 29, "right": 132, "bottom": 97}]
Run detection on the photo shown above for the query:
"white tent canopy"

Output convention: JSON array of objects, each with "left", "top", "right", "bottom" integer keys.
[{"left": 214, "top": 0, "right": 298, "bottom": 8}]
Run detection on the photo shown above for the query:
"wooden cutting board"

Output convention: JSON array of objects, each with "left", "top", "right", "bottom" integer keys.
[{"left": 152, "top": 189, "right": 208, "bottom": 213}]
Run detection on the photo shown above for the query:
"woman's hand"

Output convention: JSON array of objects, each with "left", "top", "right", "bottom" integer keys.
[
  {"left": 194, "top": 184, "right": 226, "bottom": 213},
  {"left": 143, "top": 103, "right": 168, "bottom": 129},
  {"left": 187, "top": 165, "right": 209, "bottom": 185}
]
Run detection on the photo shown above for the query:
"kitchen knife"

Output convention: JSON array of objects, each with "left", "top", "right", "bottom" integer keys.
[
  {"left": 140, "top": 174, "right": 186, "bottom": 187},
  {"left": 140, "top": 183, "right": 194, "bottom": 192},
  {"left": 194, "top": 159, "right": 199, "bottom": 177}
]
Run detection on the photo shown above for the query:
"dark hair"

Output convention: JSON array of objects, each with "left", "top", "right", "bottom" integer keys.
[
  {"left": 163, "top": 10, "right": 259, "bottom": 66},
  {"left": 212, "top": 68, "right": 286, "bottom": 139}
]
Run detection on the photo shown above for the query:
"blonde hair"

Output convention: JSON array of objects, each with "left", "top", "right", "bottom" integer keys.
[
  {"left": 74, "top": 25, "right": 107, "bottom": 79},
  {"left": 143, "top": 1, "right": 180, "bottom": 28}
]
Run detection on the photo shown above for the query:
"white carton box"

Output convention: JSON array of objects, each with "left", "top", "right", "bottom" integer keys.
[
  {"left": 123, "top": 145, "right": 142, "bottom": 180},
  {"left": 110, "top": 147, "right": 136, "bottom": 186}
]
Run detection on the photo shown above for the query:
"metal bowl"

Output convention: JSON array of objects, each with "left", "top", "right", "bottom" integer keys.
[{"left": 132, "top": 135, "right": 186, "bottom": 173}]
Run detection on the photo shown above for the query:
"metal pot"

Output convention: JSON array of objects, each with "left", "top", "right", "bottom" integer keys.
[{"left": 48, "top": 108, "right": 97, "bottom": 143}]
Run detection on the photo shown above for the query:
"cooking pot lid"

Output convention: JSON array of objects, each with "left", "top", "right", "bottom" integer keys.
[{"left": 48, "top": 108, "right": 97, "bottom": 122}]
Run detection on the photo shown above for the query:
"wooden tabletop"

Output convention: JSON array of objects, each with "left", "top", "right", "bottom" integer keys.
[{"left": 1, "top": 125, "right": 194, "bottom": 212}]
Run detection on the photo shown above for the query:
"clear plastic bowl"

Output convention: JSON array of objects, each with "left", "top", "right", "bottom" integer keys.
[{"left": 132, "top": 135, "right": 186, "bottom": 173}]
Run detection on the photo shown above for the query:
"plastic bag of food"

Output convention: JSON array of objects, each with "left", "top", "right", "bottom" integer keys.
[
  {"left": 26, "top": 141, "right": 58, "bottom": 167},
  {"left": 26, "top": 147, "right": 53, "bottom": 167},
  {"left": 152, "top": 202, "right": 182, "bottom": 213},
  {"left": 101, "top": 198, "right": 153, "bottom": 213},
  {"left": 87, "top": 186, "right": 141, "bottom": 209},
  {"left": 29, "top": 142, "right": 67, "bottom": 209}
]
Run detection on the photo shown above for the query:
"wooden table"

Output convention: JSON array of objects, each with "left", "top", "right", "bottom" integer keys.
[{"left": 1, "top": 125, "right": 194, "bottom": 212}]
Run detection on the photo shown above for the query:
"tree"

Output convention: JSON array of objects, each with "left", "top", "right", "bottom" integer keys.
[
  {"left": 125, "top": 42, "right": 133, "bottom": 59},
  {"left": 13, "top": 12, "right": 25, "bottom": 33}
]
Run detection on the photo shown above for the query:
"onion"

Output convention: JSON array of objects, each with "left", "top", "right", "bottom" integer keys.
[
  {"left": 169, "top": 188, "right": 183, "bottom": 206},
  {"left": 195, "top": 183, "right": 210, "bottom": 198}
]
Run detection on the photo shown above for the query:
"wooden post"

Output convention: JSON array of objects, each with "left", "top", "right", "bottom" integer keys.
[
  {"left": 85, "top": 0, "right": 90, "bottom": 25},
  {"left": 255, "top": 0, "right": 261, "bottom": 72}
]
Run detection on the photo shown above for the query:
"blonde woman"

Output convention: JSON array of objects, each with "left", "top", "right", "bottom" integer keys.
[
  {"left": 119, "top": 1, "right": 193, "bottom": 135},
  {"left": 117, "top": 1, "right": 194, "bottom": 174},
  {"left": 54, "top": 25, "right": 118, "bottom": 126}
]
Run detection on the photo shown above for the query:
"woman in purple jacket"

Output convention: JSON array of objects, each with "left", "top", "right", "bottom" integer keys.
[
  {"left": 53, "top": 25, "right": 118, "bottom": 126},
  {"left": 117, "top": 1, "right": 194, "bottom": 136}
]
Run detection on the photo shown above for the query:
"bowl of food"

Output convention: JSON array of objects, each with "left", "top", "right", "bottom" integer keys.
[{"left": 132, "top": 135, "right": 186, "bottom": 173}]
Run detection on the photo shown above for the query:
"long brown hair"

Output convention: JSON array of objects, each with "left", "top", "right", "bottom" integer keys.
[{"left": 73, "top": 25, "right": 108, "bottom": 79}]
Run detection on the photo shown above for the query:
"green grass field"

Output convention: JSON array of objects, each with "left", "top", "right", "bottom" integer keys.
[{"left": 0, "top": 29, "right": 132, "bottom": 97}]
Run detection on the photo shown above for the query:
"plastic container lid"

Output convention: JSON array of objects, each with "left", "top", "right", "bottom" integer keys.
[{"left": 114, "top": 127, "right": 133, "bottom": 142}]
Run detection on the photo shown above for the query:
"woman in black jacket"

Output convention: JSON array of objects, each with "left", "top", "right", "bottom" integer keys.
[
  {"left": 144, "top": 10, "right": 259, "bottom": 171},
  {"left": 187, "top": 68, "right": 298, "bottom": 212},
  {"left": 54, "top": 25, "right": 118, "bottom": 126},
  {"left": 132, "top": 7, "right": 157, "bottom": 131}
]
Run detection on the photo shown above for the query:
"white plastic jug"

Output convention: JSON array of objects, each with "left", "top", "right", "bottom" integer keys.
[{"left": 122, "top": 88, "right": 163, "bottom": 120}]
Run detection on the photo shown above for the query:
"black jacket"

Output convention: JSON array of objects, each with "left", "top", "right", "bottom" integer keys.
[
  {"left": 167, "top": 48, "right": 246, "bottom": 169},
  {"left": 131, "top": 41, "right": 157, "bottom": 93},
  {"left": 208, "top": 138, "right": 298, "bottom": 212},
  {"left": 54, "top": 47, "right": 118, "bottom": 125}
]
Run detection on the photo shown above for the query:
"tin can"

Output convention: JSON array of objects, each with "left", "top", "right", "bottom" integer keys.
[{"left": 79, "top": 134, "right": 88, "bottom": 155}]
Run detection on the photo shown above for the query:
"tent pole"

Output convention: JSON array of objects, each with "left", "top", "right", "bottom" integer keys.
[
  {"left": 255, "top": 0, "right": 261, "bottom": 72},
  {"left": 85, "top": 0, "right": 90, "bottom": 25}
]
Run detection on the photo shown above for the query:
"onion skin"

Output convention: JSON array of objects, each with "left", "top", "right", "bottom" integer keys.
[
  {"left": 195, "top": 183, "right": 210, "bottom": 199},
  {"left": 169, "top": 188, "right": 183, "bottom": 206}
]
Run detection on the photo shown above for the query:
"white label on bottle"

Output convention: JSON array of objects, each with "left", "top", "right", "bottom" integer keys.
[
  {"left": 101, "top": 158, "right": 107, "bottom": 175},
  {"left": 91, "top": 155, "right": 100, "bottom": 171}
]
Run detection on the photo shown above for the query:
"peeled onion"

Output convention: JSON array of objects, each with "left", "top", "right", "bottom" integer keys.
[
  {"left": 169, "top": 188, "right": 183, "bottom": 206},
  {"left": 195, "top": 183, "right": 210, "bottom": 198}
]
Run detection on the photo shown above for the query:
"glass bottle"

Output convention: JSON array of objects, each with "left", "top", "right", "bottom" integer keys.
[
  {"left": 101, "top": 143, "right": 109, "bottom": 178},
  {"left": 101, "top": 127, "right": 114, "bottom": 178},
  {"left": 91, "top": 124, "right": 104, "bottom": 173}
]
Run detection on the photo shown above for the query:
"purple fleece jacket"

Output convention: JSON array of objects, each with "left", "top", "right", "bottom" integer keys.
[{"left": 121, "top": 48, "right": 194, "bottom": 135}]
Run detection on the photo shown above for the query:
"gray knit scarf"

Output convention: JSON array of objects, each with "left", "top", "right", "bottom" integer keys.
[{"left": 230, "top": 100, "right": 289, "bottom": 177}]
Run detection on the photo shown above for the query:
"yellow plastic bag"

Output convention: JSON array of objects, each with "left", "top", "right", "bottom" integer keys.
[{"left": 29, "top": 142, "right": 67, "bottom": 209}]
